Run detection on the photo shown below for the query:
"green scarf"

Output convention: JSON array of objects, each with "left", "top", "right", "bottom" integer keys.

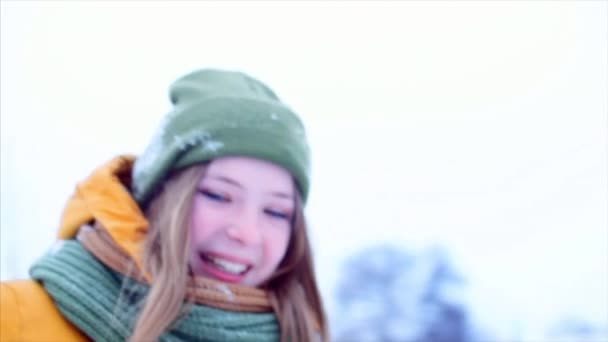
[{"left": 30, "top": 240, "right": 280, "bottom": 342}]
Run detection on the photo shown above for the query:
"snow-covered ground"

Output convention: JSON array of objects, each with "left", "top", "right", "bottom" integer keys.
[{"left": 2, "top": 2, "right": 606, "bottom": 341}]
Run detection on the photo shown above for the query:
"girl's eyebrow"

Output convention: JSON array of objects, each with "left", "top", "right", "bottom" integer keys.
[
  {"left": 206, "top": 175, "right": 243, "bottom": 189},
  {"left": 205, "top": 174, "right": 294, "bottom": 200},
  {"left": 270, "top": 191, "right": 293, "bottom": 200}
]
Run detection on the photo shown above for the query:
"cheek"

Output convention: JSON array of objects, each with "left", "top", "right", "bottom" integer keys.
[
  {"left": 264, "top": 228, "right": 292, "bottom": 266},
  {"left": 189, "top": 202, "right": 220, "bottom": 243}
]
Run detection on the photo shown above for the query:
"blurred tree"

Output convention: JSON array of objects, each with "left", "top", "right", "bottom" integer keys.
[
  {"left": 546, "top": 316, "right": 608, "bottom": 341},
  {"left": 333, "top": 244, "right": 476, "bottom": 342}
]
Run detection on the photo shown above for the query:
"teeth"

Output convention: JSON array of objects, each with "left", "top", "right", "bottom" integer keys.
[{"left": 207, "top": 255, "right": 248, "bottom": 274}]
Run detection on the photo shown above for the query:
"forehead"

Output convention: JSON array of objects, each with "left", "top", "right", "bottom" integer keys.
[{"left": 204, "top": 156, "right": 294, "bottom": 194}]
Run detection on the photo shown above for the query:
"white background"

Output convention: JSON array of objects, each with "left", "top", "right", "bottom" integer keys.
[{"left": 1, "top": 1, "right": 606, "bottom": 340}]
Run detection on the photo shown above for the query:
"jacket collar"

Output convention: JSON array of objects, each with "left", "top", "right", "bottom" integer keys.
[{"left": 58, "top": 155, "right": 149, "bottom": 274}]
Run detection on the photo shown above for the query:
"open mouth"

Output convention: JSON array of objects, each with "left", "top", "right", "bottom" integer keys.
[{"left": 199, "top": 252, "right": 252, "bottom": 281}]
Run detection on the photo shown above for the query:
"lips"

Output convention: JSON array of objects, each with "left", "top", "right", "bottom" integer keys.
[{"left": 198, "top": 252, "right": 252, "bottom": 283}]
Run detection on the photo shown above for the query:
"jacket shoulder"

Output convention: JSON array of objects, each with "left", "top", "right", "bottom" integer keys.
[{"left": 1, "top": 280, "right": 89, "bottom": 341}]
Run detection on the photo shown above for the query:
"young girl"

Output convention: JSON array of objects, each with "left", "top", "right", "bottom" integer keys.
[{"left": 0, "top": 69, "right": 328, "bottom": 341}]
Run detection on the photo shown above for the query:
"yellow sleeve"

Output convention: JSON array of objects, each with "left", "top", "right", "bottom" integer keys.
[
  {"left": 0, "top": 280, "right": 89, "bottom": 341},
  {"left": 0, "top": 281, "right": 19, "bottom": 340}
]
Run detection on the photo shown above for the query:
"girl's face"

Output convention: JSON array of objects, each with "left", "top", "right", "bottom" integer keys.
[{"left": 188, "top": 156, "right": 295, "bottom": 287}]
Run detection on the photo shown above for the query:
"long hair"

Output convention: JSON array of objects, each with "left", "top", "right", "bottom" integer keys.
[{"left": 128, "top": 164, "right": 328, "bottom": 341}]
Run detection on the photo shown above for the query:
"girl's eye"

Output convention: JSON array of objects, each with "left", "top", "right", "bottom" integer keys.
[
  {"left": 198, "top": 189, "right": 229, "bottom": 203},
  {"left": 264, "top": 209, "right": 291, "bottom": 221}
]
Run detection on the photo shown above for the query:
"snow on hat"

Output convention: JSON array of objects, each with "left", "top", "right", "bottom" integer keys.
[{"left": 132, "top": 69, "right": 310, "bottom": 206}]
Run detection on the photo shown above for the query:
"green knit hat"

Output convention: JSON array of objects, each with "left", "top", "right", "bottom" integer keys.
[{"left": 132, "top": 69, "right": 310, "bottom": 206}]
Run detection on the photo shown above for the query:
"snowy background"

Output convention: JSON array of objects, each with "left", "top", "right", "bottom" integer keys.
[{"left": 1, "top": 2, "right": 607, "bottom": 341}]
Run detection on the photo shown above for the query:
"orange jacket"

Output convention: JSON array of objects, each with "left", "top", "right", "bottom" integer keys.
[{"left": 0, "top": 156, "right": 149, "bottom": 341}]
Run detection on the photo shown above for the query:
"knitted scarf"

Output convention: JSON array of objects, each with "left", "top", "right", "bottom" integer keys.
[{"left": 29, "top": 229, "right": 280, "bottom": 341}]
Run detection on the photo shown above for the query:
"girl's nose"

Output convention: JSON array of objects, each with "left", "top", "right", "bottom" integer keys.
[{"left": 226, "top": 208, "right": 262, "bottom": 245}]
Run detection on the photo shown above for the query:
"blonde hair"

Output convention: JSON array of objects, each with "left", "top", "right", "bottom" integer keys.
[{"left": 128, "top": 164, "right": 328, "bottom": 342}]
